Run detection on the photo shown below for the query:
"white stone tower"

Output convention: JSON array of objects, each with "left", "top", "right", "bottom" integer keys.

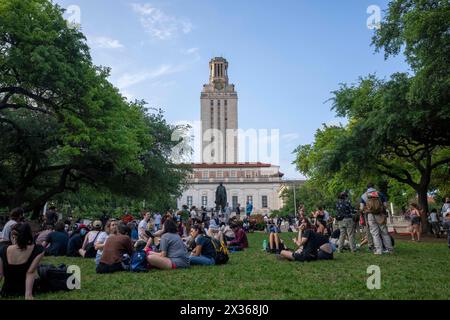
[{"left": 200, "top": 57, "right": 238, "bottom": 163}]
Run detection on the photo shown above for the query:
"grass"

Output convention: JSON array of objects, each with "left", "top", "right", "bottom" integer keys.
[{"left": 8, "top": 233, "right": 450, "bottom": 300}]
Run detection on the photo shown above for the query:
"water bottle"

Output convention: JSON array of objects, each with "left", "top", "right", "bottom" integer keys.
[{"left": 262, "top": 239, "right": 267, "bottom": 251}]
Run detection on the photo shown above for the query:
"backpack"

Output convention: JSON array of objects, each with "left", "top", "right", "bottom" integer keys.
[
  {"left": 131, "top": 250, "right": 149, "bottom": 272},
  {"left": 336, "top": 201, "right": 352, "bottom": 221},
  {"left": 366, "top": 191, "right": 385, "bottom": 215},
  {"left": 83, "top": 231, "right": 101, "bottom": 258},
  {"left": 208, "top": 236, "right": 229, "bottom": 265},
  {"left": 36, "top": 264, "right": 71, "bottom": 293}
]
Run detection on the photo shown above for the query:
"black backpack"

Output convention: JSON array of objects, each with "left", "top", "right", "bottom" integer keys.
[
  {"left": 206, "top": 236, "right": 229, "bottom": 265},
  {"left": 36, "top": 264, "right": 71, "bottom": 293},
  {"left": 336, "top": 200, "right": 353, "bottom": 221},
  {"left": 84, "top": 231, "right": 101, "bottom": 258}
]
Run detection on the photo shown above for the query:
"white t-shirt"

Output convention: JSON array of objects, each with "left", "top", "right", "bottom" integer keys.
[
  {"left": 154, "top": 214, "right": 162, "bottom": 225},
  {"left": 138, "top": 219, "right": 149, "bottom": 239},
  {"left": 95, "top": 232, "right": 108, "bottom": 255},
  {"left": 190, "top": 210, "right": 197, "bottom": 219},
  {"left": 430, "top": 212, "right": 438, "bottom": 223},
  {"left": 0, "top": 220, "right": 17, "bottom": 242}
]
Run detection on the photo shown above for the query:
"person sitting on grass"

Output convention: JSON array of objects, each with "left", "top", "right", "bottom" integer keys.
[
  {"left": 146, "top": 219, "right": 190, "bottom": 270},
  {"left": 94, "top": 219, "right": 118, "bottom": 266},
  {"left": 220, "top": 223, "right": 235, "bottom": 243},
  {"left": 0, "top": 223, "right": 45, "bottom": 300},
  {"left": 34, "top": 223, "right": 54, "bottom": 247},
  {"left": 188, "top": 225, "right": 216, "bottom": 266},
  {"left": 278, "top": 222, "right": 334, "bottom": 262},
  {"left": 96, "top": 222, "right": 133, "bottom": 274},
  {"left": 43, "top": 221, "right": 69, "bottom": 256},
  {"left": 79, "top": 220, "right": 103, "bottom": 258},
  {"left": 227, "top": 223, "right": 248, "bottom": 251},
  {"left": 66, "top": 225, "right": 88, "bottom": 257}
]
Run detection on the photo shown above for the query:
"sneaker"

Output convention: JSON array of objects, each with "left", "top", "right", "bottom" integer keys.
[
  {"left": 374, "top": 251, "right": 383, "bottom": 255},
  {"left": 275, "top": 249, "right": 281, "bottom": 254}
]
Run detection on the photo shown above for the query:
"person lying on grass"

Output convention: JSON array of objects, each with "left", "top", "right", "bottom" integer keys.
[
  {"left": 146, "top": 219, "right": 190, "bottom": 270},
  {"left": 96, "top": 222, "right": 132, "bottom": 274},
  {"left": 188, "top": 225, "right": 216, "bottom": 266},
  {"left": 278, "top": 221, "right": 334, "bottom": 262}
]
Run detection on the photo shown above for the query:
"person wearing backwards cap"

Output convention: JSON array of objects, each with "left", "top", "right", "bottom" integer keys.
[{"left": 79, "top": 220, "right": 103, "bottom": 258}]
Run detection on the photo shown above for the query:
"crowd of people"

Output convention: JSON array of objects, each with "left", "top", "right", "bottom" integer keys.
[
  {"left": 1, "top": 184, "right": 449, "bottom": 299},
  {"left": 0, "top": 205, "right": 250, "bottom": 299},
  {"left": 265, "top": 183, "right": 450, "bottom": 263}
]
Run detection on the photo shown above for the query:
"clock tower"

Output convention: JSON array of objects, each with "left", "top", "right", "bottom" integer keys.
[{"left": 201, "top": 57, "right": 238, "bottom": 163}]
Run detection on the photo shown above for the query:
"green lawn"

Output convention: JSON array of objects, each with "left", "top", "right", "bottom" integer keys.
[{"left": 16, "top": 233, "right": 450, "bottom": 300}]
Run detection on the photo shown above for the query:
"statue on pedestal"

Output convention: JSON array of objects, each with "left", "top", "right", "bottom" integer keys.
[{"left": 215, "top": 182, "right": 227, "bottom": 214}]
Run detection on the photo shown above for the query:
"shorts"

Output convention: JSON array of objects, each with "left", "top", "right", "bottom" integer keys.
[{"left": 411, "top": 217, "right": 421, "bottom": 225}]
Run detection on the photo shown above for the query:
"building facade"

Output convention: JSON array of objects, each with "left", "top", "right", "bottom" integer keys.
[
  {"left": 201, "top": 57, "right": 238, "bottom": 163},
  {"left": 177, "top": 162, "right": 285, "bottom": 214},
  {"left": 177, "top": 57, "right": 287, "bottom": 214}
]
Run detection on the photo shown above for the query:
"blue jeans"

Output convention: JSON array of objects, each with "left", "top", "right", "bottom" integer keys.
[
  {"left": 189, "top": 255, "right": 215, "bottom": 266},
  {"left": 95, "top": 252, "right": 102, "bottom": 266}
]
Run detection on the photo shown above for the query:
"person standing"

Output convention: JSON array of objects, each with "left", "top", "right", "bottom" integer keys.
[
  {"left": 441, "top": 197, "right": 450, "bottom": 220},
  {"left": 154, "top": 212, "right": 162, "bottom": 231},
  {"left": 45, "top": 206, "right": 58, "bottom": 225},
  {"left": 335, "top": 192, "right": 356, "bottom": 253},
  {"left": 246, "top": 201, "right": 253, "bottom": 218},
  {"left": 235, "top": 204, "right": 241, "bottom": 219},
  {"left": 224, "top": 203, "right": 232, "bottom": 224},
  {"left": 360, "top": 183, "right": 393, "bottom": 255},
  {"left": 429, "top": 209, "right": 440, "bottom": 238},
  {"left": 409, "top": 203, "right": 422, "bottom": 242}
]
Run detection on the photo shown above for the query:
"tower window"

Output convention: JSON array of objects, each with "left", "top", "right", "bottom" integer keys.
[
  {"left": 217, "top": 100, "right": 221, "bottom": 106},
  {"left": 224, "top": 100, "right": 227, "bottom": 106},
  {"left": 210, "top": 100, "right": 214, "bottom": 106}
]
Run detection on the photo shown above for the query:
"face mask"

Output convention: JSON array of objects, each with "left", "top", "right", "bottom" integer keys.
[{"left": 80, "top": 229, "right": 87, "bottom": 236}]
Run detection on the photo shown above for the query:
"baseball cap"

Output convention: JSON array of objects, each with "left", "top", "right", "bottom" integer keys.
[{"left": 93, "top": 220, "right": 102, "bottom": 228}]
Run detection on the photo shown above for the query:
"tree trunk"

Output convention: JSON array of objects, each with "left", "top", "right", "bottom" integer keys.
[{"left": 417, "top": 188, "right": 429, "bottom": 233}]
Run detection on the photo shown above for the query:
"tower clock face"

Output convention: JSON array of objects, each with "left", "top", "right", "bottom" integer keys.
[{"left": 214, "top": 80, "right": 224, "bottom": 90}]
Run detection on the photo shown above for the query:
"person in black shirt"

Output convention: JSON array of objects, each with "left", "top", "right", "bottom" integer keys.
[
  {"left": 43, "top": 221, "right": 69, "bottom": 256},
  {"left": 45, "top": 206, "right": 58, "bottom": 225},
  {"left": 279, "top": 229, "right": 334, "bottom": 262},
  {"left": 66, "top": 225, "right": 87, "bottom": 257},
  {"left": 189, "top": 225, "right": 216, "bottom": 265},
  {"left": 0, "top": 223, "right": 45, "bottom": 299}
]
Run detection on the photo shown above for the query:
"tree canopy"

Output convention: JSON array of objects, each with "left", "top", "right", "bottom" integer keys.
[
  {"left": 0, "top": 0, "right": 190, "bottom": 216},
  {"left": 293, "top": 0, "right": 450, "bottom": 216}
]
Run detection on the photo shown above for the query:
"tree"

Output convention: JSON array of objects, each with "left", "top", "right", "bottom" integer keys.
[
  {"left": 0, "top": 0, "right": 190, "bottom": 216},
  {"left": 293, "top": 0, "right": 450, "bottom": 225}
]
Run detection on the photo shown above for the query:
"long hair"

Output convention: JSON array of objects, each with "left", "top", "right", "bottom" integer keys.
[
  {"left": 162, "top": 219, "right": 178, "bottom": 234},
  {"left": 11, "top": 223, "right": 34, "bottom": 250}
]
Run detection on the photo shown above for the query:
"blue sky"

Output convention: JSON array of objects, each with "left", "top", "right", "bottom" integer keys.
[{"left": 55, "top": 0, "right": 409, "bottom": 179}]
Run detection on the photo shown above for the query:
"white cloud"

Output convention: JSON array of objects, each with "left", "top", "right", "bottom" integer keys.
[
  {"left": 183, "top": 47, "right": 199, "bottom": 55},
  {"left": 88, "top": 36, "right": 124, "bottom": 49},
  {"left": 131, "top": 3, "right": 192, "bottom": 40},
  {"left": 115, "top": 64, "right": 182, "bottom": 90},
  {"left": 281, "top": 133, "right": 300, "bottom": 142}
]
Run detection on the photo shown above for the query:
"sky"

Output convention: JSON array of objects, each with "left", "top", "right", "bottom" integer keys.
[{"left": 54, "top": 0, "right": 410, "bottom": 179}]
